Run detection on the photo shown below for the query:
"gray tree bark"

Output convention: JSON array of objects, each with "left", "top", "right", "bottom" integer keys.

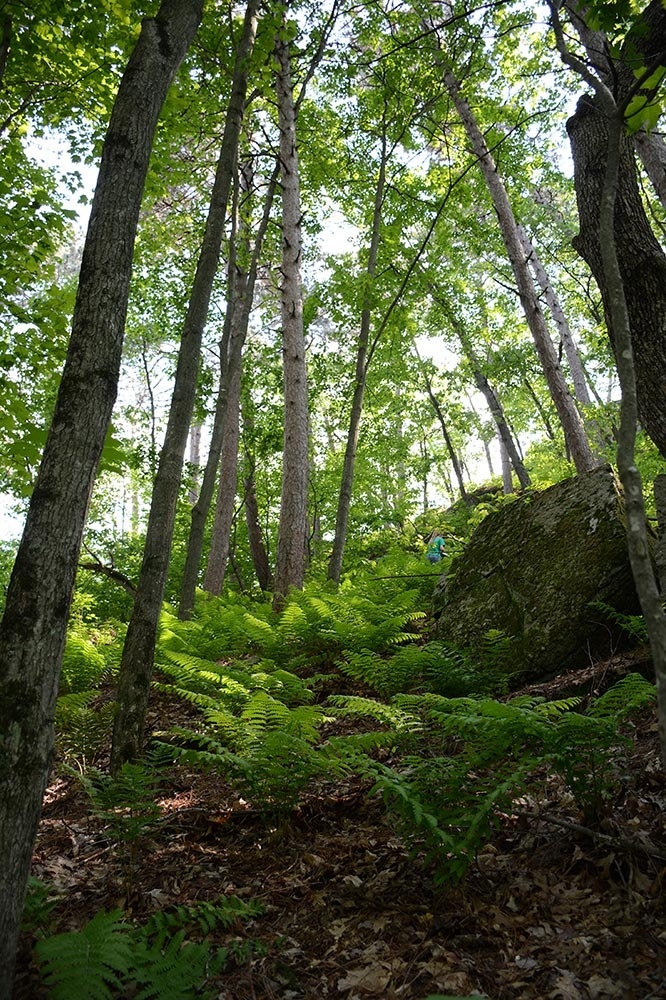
[
  {"left": 242, "top": 399, "right": 273, "bottom": 592},
  {"left": 110, "top": 0, "right": 259, "bottom": 771},
  {"left": 273, "top": 16, "right": 309, "bottom": 606},
  {"left": 327, "top": 133, "right": 387, "bottom": 583},
  {"left": 179, "top": 162, "right": 278, "bottom": 616},
  {"left": 516, "top": 224, "right": 591, "bottom": 405},
  {"left": 0, "top": 1, "right": 201, "bottom": 990},
  {"left": 438, "top": 59, "right": 598, "bottom": 474}
]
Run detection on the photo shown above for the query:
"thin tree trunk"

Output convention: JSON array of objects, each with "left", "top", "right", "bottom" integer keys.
[
  {"left": 523, "top": 377, "right": 557, "bottom": 441},
  {"left": 499, "top": 436, "right": 514, "bottom": 494},
  {"left": 242, "top": 401, "right": 273, "bottom": 592},
  {"left": 420, "top": 363, "right": 469, "bottom": 502},
  {"left": 0, "top": 2, "right": 201, "bottom": 989},
  {"left": 188, "top": 423, "right": 202, "bottom": 503},
  {"left": 516, "top": 224, "right": 592, "bottom": 404},
  {"left": 438, "top": 57, "right": 598, "bottom": 474},
  {"left": 436, "top": 294, "right": 531, "bottom": 489},
  {"left": 473, "top": 364, "right": 531, "bottom": 489},
  {"left": 203, "top": 359, "right": 242, "bottom": 593},
  {"left": 111, "top": 0, "right": 258, "bottom": 771},
  {"left": 178, "top": 161, "right": 278, "bottom": 617},
  {"left": 273, "top": 13, "right": 309, "bottom": 606},
  {"left": 327, "top": 134, "right": 387, "bottom": 582}
]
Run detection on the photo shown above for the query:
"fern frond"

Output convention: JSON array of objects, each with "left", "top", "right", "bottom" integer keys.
[
  {"left": 35, "top": 909, "right": 132, "bottom": 1000},
  {"left": 587, "top": 672, "right": 655, "bottom": 720},
  {"left": 327, "top": 694, "right": 419, "bottom": 732}
]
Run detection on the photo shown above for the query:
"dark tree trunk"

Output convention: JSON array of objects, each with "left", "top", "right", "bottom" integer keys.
[
  {"left": 111, "top": 0, "right": 259, "bottom": 772},
  {"left": 567, "top": 94, "right": 666, "bottom": 459},
  {"left": 0, "top": 1, "right": 201, "bottom": 990}
]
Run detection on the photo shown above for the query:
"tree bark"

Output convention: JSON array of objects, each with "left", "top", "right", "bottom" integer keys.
[
  {"left": 110, "top": 0, "right": 259, "bottom": 771},
  {"left": 438, "top": 60, "right": 598, "bottom": 474},
  {"left": 273, "top": 15, "right": 309, "bottom": 606},
  {"left": 551, "top": 0, "right": 666, "bottom": 765},
  {"left": 178, "top": 161, "right": 277, "bottom": 617},
  {"left": 242, "top": 400, "right": 273, "bottom": 592},
  {"left": 327, "top": 132, "right": 387, "bottom": 582},
  {"left": 516, "top": 224, "right": 591, "bottom": 405},
  {"left": 200, "top": 165, "right": 278, "bottom": 599},
  {"left": 0, "top": 1, "right": 201, "bottom": 990},
  {"left": 203, "top": 358, "right": 243, "bottom": 594},
  {"left": 567, "top": 95, "right": 666, "bottom": 460}
]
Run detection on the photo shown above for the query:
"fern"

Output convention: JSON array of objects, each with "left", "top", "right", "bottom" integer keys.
[
  {"left": 327, "top": 693, "right": 419, "bottom": 733},
  {"left": 142, "top": 896, "right": 264, "bottom": 938},
  {"left": 374, "top": 676, "right": 657, "bottom": 879},
  {"left": 587, "top": 671, "right": 655, "bottom": 719},
  {"left": 34, "top": 898, "right": 262, "bottom": 1000},
  {"left": 35, "top": 909, "right": 133, "bottom": 1000},
  {"left": 60, "top": 632, "right": 109, "bottom": 694},
  {"left": 55, "top": 691, "right": 116, "bottom": 769},
  {"left": 588, "top": 600, "right": 649, "bottom": 644}
]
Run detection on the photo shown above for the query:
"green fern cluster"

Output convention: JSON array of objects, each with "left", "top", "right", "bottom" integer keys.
[
  {"left": 75, "top": 759, "right": 166, "bottom": 893},
  {"left": 337, "top": 640, "right": 501, "bottom": 699},
  {"left": 353, "top": 674, "right": 656, "bottom": 882},
  {"left": 588, "top": 600, "right": 649, "bottom": 644},
  {"left": 35, "top": 894, "right": 264, "bottom": 1000},
  {"left": 55, "top": 692, "right": 116, "bottom": 769},
  {"left": 60, "top": 631, "right": 109, "bottom": 694}
]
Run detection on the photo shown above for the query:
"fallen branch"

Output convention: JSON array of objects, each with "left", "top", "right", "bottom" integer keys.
[{"left": 521, "top": 810, "right": 666, "bottom": 863}]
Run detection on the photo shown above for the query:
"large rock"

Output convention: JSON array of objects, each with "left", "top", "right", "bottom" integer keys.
[{"left": 433, "top": 466, "right": 643, "bottom": 682}]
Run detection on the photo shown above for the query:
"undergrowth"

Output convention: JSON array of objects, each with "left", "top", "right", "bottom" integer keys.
[
  {"left": 49, "top": 579, "right": 654, "bottom": 916},
  {"left": 33, "top": 896, "right": 265, "bottom": 1000}
]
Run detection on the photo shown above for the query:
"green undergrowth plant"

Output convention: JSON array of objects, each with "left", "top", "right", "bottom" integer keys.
[
  {"left": 73, "top": 754, "right": 168, "bottom": 894},
  {"left": 588, "top": 600, "right": 649, "bottom": 645},
  {"left": 336, "top": 639, "right": 504, "bottom": 698},
  {"left": 345, "top": 673, "right": 655, "bottom": 883},
  {"left": 34, "top": 895, "right": 265, "bottom": 1000},
  {"left": 21, "top": 876, "right": 63, "bottom": 938},
  {"left": 55, "top": 692, "right": 116, "bottom": 770}
]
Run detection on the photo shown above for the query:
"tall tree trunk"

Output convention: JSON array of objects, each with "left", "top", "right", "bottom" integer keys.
[
  {"left": 203, "top": 358, "right": 243, "bottom": 593},
  {"left": 242, "top": 400, "right": 273, "bottom": 592},
  {"left": 472, "top": 364, "right": 531, "bottom": 490},
  {"left": 499, "top": 436, "right": 514, "bottom": 494},
  {"left": 187, "top": 423, "right": 202, "bottom": 503},
  {"left": 419, "top": 363, "right": 469, "bottom": 502},
  {"left": 567, "top": 95, "right": 666, "bottom": 460},
  {"left": 435, "top": 292, "right": 531, "bottom": 489},
  {"left": 327, "top": 134, "right": 387, "bottom": 582},
  {"left": 111, "top": 0, "right": 259, "bottom": 771},
  {"left": 437, "top": 58, "right": 598, "bottom": 474},
  {"left": 516, "top": 224, "right": 592, "bottom": 404},
  {"left": 178, "top": 161, "right": 278, "bottom": 617},
  {"left": 0, "top": 1, "right": 201, "bottom": 990},
  {"left": 564, "top": 0, "right": 666, "bottom": 210},
  {"left": 551, "top": 0, "right": 666, "bottom": 764},
  {"left": 273, "top": 14, "right": 309, "bottom": 606}
]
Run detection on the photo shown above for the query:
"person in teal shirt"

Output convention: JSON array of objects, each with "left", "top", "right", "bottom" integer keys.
[{"left": 426, "top": 531, "right": 446, "bottom": 563}]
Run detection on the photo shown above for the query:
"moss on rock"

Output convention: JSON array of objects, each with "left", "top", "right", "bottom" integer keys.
[{"left": 433, "top": 467, "right": 643, "bottom": 681}]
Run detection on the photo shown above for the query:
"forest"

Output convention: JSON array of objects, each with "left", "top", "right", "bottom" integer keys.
[{"left": 2, "top": 0, "right": 666, "bottom": 997}]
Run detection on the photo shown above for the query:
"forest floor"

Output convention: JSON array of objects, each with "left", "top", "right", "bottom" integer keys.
[{"left": 14, "top": 648, "right": 666, "bottom": 1000}]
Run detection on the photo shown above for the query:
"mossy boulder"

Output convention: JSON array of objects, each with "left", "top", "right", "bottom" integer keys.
[{"left": 433, "top": 466, "right": 643, "bottom": 682}]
